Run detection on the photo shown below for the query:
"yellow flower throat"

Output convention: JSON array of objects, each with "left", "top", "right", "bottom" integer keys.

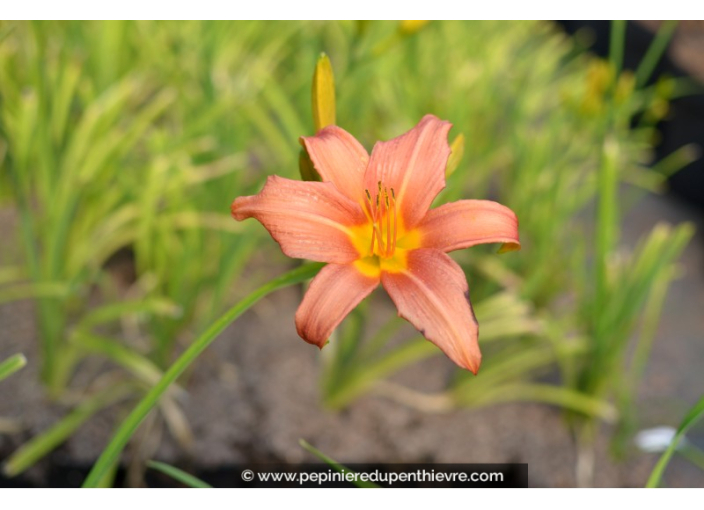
[{"left": 350, "top": 182, "right": 421, "bottom": 277}]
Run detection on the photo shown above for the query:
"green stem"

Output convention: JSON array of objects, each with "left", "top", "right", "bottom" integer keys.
[
  {"left": 82, "top": 262, "right": 323, "bottom": 487},
  {"left": 635, "top": 21, "right": 678, "bottom": 88},
  {"left": 588, "top": 23, "right": 626, "bottom": 394},
  {"left": 4, "top": 164, "right": 62, "bottom": 387},
  {"left": 594, "top": 136, "right": 619, "bottom": 324},
  {"left": 609, "top": 20, "right": 627, "bottom": 76}
]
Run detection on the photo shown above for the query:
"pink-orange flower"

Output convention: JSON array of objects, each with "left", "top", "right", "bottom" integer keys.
[{"left": 231, "top": 115, "right": 519, "bottom": 373}]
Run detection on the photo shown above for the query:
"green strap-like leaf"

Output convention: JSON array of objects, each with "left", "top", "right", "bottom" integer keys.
[
  {"left": 300, "top": 439, "right": 379, "bottom": 488},
  {"left": 147, "top": 460, "right": 211, "bottom": 488},
  {"left": 646, "top": 395, "right": 704, "bottom": 488}
]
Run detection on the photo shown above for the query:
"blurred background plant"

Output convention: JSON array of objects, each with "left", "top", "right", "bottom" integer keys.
[
  {"left": 0, "top": 20, "right": 698, "bottom": 486},
  {"left": 0, "top": 353, "right": 26, "bottom": 383}
]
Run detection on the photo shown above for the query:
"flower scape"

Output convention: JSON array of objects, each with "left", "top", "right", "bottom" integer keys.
[{"left": 231, "top": 115, "right": 520, "bottom": 374}]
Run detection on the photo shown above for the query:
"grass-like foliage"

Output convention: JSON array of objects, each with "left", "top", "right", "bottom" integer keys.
[{"left": 0, "top": 21, "right": 695, "bottom": 486}]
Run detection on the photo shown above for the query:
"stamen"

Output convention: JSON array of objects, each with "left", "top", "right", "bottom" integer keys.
[
  {"left": 374, "top": 222, "right": 385, "bottom": 254},
  {"left": 376, "top": 188, "right": 386, "bottom": 254},
  {"left": 384, "top": 188, "right": 391, "bottom": 257},
  {"left": 363, "top": 183, "right": 398, "bottom": 258},
  {"left": 390, "top": 188, "right": 397, "bottom": 254}
]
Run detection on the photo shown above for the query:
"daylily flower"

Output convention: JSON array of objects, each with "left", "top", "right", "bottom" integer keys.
[{"left": 231, "top": 115, "right": 519, "bottom": 373}]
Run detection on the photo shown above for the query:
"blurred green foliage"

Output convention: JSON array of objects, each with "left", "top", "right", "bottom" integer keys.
[
  {"left": 0, "top": 353, "right": 26, "bottom": 382},
  {"left": 0, "top": 21, "right": 695, "bottom": 484}
]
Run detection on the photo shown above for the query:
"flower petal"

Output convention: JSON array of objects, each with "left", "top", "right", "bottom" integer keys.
[
  {"left": 301, "top": 125, "right": 369, "bottom": 202},
  {"left": 381, "top": 248, "right": 481, "bottom": 373},
  {"left": 231, "top": 176, "right": 367, "bottom": 264},
  {"left": 364, "top": 115, "right": 451, "bottom": 229},
  {"left": 296, "top": 263, "right": 379, "bottom": 347},
  {"left": 418, "top": 200, "right": 520, "bottom": 252}
]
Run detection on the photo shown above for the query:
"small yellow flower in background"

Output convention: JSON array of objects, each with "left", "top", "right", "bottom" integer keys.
[
  {"left": 578, "top": 59, "right": 636, "bottom": 117},
  {"left": 399, "top": 20, "right": 430, "bottom": 35},
  {"left": 614, "top": 71, "right": 635, "bottom": 105}
]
